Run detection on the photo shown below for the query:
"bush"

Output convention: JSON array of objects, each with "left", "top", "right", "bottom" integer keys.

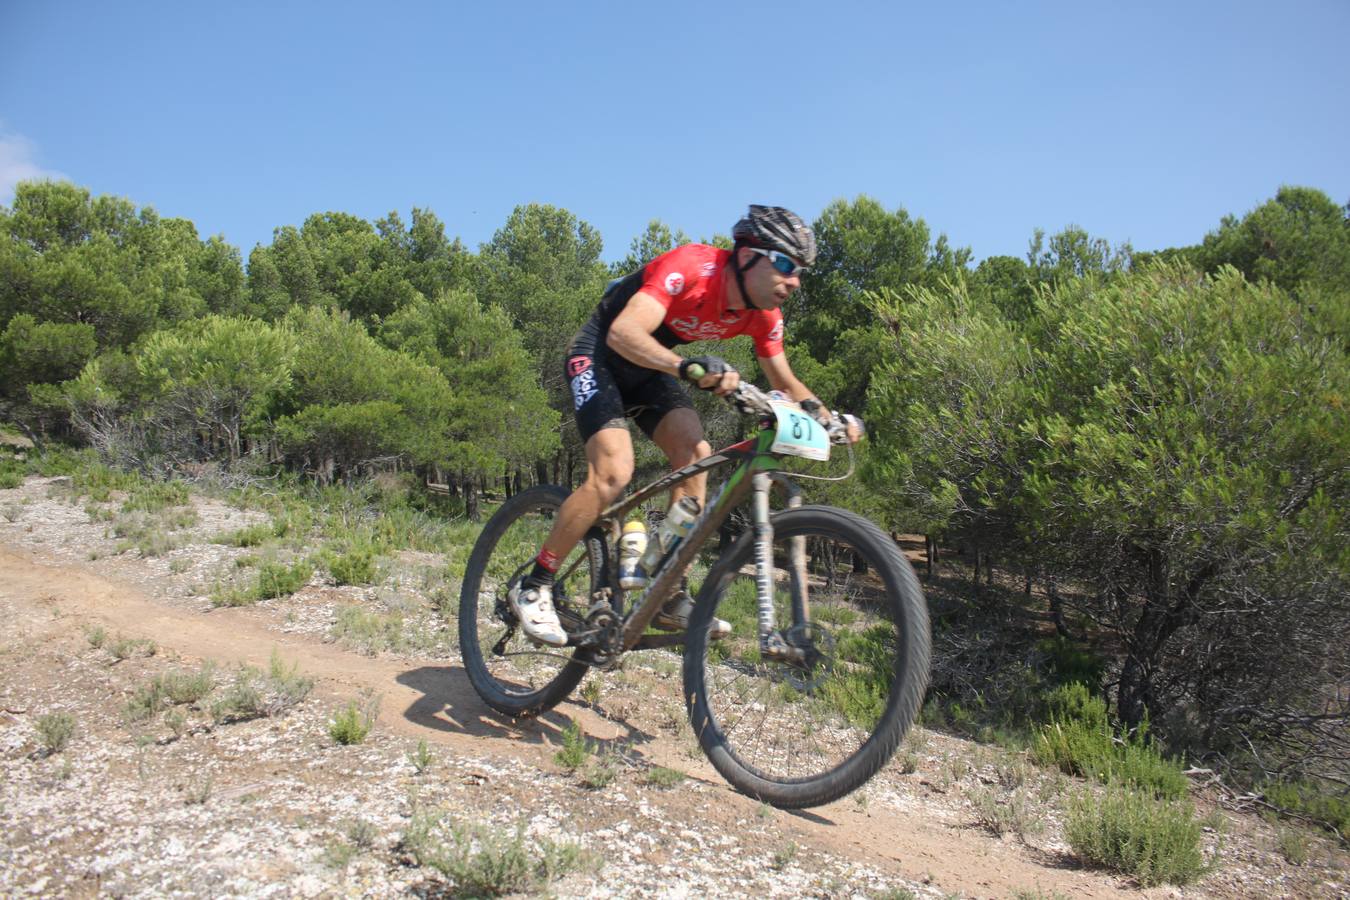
[
  {"left": 214, "top": 523, "right": 273, "bottom": 547},
  {"left": 402, "top": 812, "right": 591, "bottom": 896},
  {"left": 1032, "top": 684, "right": 1187, "bottom": 800},
  {"left": 1065, "top": 785, "right": 1210, "bottom": 886},
  {"left": 1263, "top": 779, "right": 1350, "bottom": 840},
  {"left": 329, "top": 699, "right": 375, "bottom": 745},
  {"left": 36, "top": 712, "right": 76, "bottom": 754},
  {"left": 554, "top": 721, "right": 590, "bottom": 770},
  {"left": 255, "top": 559, "right": 313, "bottom": 599},
  {"left": 122, "top": 481, "right": 190, "bottom": 513},
  {"left": 327, "top": 546, "right": 377, "bottom": 586}
]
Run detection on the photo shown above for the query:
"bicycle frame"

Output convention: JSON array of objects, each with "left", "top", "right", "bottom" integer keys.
[{"left": 583, "top": 425, "right": 810, "bottom": 654}]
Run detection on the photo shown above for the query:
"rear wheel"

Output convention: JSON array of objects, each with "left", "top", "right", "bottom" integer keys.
[
  {"left": 683, "top": 505, "right": 930, "bottom": 808},
  {"left": 458, "top": 485, "right": 605, "bottom": 718}
]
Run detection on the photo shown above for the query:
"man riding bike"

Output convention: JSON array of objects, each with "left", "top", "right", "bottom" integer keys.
[{"left": 510, "top": 205, "right": 857, "bottom": 645}]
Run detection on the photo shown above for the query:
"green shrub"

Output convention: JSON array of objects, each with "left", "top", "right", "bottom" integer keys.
[
  {"left": 257, "top": 559, "right": 313, "bottom": 599},
  {"left": 0, "top": 467, "right": 21, "bottom": 489},
  {"left": 161, "top": 664, "right": 216, "bottom": 704},
  {"left": 402, "top": 812, "right": 591, "bottom": 896},
  {"left": 328, "top": 546, "right": 378, "bottom": 586},
  {"left": 1032, "top": 684, "right": 1187, "bottom": 799},
  {"left": 329, "top": 699, "right": 375, "bottom": 745},
  {"left": 1064, "top": 785, "right": 1210, "bottom": 886},
  {"left": 645, "top": 766, "right": 686, "bottom": 788},
  {"left": 554, "top": 721, "right": 590, "bottom": 771},
  {"left": 215, "top": 523, "right": 273, "bottom": 547},
  {"left": 124, "top": 679, "right": 168, "bottom": 723},
  {"left": 36, "top": 712, "right": 76, "bottom": 753},
  {"left": 1263, "top": 779, "right": 1350, "bottom": 840},
  {"left": 122, "top": 481, "right": 190, "bottom": 513}
]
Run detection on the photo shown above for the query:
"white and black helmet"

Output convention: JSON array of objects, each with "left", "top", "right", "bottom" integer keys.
[{"left": 732, "top": 205, "right": 817, "bottom": 267}]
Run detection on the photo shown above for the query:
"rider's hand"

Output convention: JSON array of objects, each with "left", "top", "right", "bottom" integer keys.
[
  {"left": 803, "top": 400, "right": 865, "bottom": 444},
  {"left": 680, "top": 356, "right": 740, "bottom": 396}
]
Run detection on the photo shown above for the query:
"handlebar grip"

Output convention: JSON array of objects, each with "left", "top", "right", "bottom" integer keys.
[{"left": 684, "top": 363, "right": 706, "bottom": 382}]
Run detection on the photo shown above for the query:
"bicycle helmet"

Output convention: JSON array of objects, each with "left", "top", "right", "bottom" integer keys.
[
  {"left": 730, "top": 205, "right": 816, "bottom": 309},
  {"left": 732, "top": 205, "right": 817, "bottom": 267}
]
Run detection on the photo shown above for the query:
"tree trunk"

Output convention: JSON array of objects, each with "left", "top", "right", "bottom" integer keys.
[
  {"left": 536, "top": 460, "right": 549, "bottom": 486},
  {"left": 466, "top": 473, "right": 481, "bottom": 522},
  {"left": 925, "top": 535, "right": 938, "bottom": 581},
  {"left": 1048, "top": 578, "right": 1072, "bottom": 638}
]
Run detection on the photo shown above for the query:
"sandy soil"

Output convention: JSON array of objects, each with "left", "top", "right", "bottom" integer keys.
[{"left": 1, "top": 475, "right": 1345, "bottom": 898}]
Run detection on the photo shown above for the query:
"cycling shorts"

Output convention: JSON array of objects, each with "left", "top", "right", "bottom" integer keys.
[{"left": 564, "top": 345, "right": 694, "bottom": 444}]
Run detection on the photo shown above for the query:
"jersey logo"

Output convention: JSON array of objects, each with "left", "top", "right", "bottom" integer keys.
[
  {"left": 671, "top": 315, "right": 731, "bottom": 341},
  {"left": 567, "top": 355, "right": 592, "bottom": 377},
  {"left": 700, "top": 261, "right": 717, "bottom": 277},
  {"left": 664, "top": 272, "right": 685, "bottom": 296},
  {"left": 571, "top": 367, "right": 599, "bottom": 409},
  {"left": 768, "top": 321, "right": 784, "bottom": 343}
]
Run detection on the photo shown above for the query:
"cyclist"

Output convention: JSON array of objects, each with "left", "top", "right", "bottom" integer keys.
[{"left": 511, "top": 205, "right": 856, "bottom": 645}]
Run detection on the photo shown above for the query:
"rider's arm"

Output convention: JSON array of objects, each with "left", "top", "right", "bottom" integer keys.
[
  {"left": 757, "top": 351, "right": 819, "bottom": 405},
  {"left": 759, "top": 351, "right": 863, "bottom": 443},
  {"left": 606, "top": 292, "right": 684, "bottom": 375},
  {"left": 608, "top": 293, "right": 739, "bottom": 393}
]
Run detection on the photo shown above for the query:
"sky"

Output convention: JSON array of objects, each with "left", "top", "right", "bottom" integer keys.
[{"left": 2, "top": 0, "right": 1347, "bottom": 265}]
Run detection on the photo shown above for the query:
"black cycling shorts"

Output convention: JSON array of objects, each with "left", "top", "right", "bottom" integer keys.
[{"left": 565, "top": 346, "right": 694, "bottom": 444}]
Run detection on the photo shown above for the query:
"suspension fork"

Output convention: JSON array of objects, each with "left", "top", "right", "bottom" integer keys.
[{"left": 755, "top": 472, "right": 810, "bottom": 663}]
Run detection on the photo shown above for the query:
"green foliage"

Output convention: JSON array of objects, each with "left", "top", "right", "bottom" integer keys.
[
  {"left": 792, "top": 195, "right": 970, "bottom": 363},
  {"left": 378, "top": 290, "right": 559, "bottom": 475},
  {"left": 1064, "top": 785, "right": 1210, "bottom": 886},
  {"left": 645, "top": 766, "right": 686, "bottom": 788},
  {"left": 214, "top": 522, "right": 273, "bottom": 547},
  {"left": 329, "top": 699, "right": 375, "bottom": 745},
  {"left": 554, "top": 720, "right": 591, "bottom": 770},
  {"left": 161, "top": 664, "right": 215, "bottom": 704},
  {"left": 36, "top": 712, "right": 76, "bottom": 754},
  {"left": 610, "top": 218, "right": 690, "bottom": 276},
  {"left": 402, "top": 812, "right": 592, "bottom": 897},
  {"left": 1263, "top": 779, "right": 1350, "bottom": 840},
  {"left": 408, "top": 739, "right": 434, "bottom": 775},
  {"left": 1032, "top": 684, "right": 1187, "bottom": 799},
  {"left": 121, "top": 480, "right": 189, "bottom": 513},
  {"left": 1198, "top": 186, "right": 1350, "bottom": 294},
  {"left": 326, "top": 544, "right": 378, "bottom": 586}
]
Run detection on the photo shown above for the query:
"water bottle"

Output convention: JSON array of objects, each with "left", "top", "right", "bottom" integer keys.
[
  {"left": 617, "top": 520, "right": 649, "bottom": 589},
  {"left": 639, "top": 496, "right": 701, "bottom": 575}
]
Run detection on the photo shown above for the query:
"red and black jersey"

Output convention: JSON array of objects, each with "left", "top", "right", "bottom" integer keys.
[{"left": 570, "top": 244, "right": 785, "bottom": 359}]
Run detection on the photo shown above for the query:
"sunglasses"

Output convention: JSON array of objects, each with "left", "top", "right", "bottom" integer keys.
[{"left": 747, "top": 247, "right": 808, "bottom": 276}]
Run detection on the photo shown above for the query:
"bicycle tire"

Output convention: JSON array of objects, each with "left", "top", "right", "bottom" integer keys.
[
  {"left": 683, "top": 505, "right": 931, "bottom": 808},
  {"left": 458, "top": 485, "right": 598, "bottom": 718}
]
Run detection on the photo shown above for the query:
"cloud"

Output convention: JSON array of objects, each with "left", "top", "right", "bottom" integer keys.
[{"left": 0, "top": 127, "right": 67, "bottom": 205}]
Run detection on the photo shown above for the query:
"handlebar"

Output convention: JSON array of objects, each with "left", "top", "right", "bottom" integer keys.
[{"left": 682, "top": 363, "right": 863, "bottom": 444}]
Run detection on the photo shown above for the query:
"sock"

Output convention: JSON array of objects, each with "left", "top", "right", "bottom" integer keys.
[{"left": 526, "top": 547, "right": 559, "bottom": 588}]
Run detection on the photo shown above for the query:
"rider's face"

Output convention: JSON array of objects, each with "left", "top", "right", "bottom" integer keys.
[{"left": 738, "top": 247, "right": 802, "bottom": 309}]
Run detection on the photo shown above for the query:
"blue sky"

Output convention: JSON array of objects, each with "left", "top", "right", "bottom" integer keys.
[{"left": 2, "top": 0, "right": 1346, "bottom": 264}]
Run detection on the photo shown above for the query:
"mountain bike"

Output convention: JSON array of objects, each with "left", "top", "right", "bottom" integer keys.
[{"left": 458, "top": 371, "right": 931, "bottom": 809}]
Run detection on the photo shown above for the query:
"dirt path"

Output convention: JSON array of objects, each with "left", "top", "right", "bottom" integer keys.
[
  {"left": 0, "top": 544, "right": 1159, "bottom": 899},
  {"left": 3, "top": 476, "right": 1340, "bottom": 898}
]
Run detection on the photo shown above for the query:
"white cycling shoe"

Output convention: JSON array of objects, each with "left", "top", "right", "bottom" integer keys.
[
  {"left": 654, "top": 592, "right": 732, "bottom": 640},
  {"left": 508, "top": 582, "right": 568, "bottom": 646}
]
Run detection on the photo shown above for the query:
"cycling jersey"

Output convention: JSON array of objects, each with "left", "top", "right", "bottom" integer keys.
[
  {"left": 565, "top": 244, "right": 785, "bottom": 443},
  {"left": 569, "top": 244, "right": 785, "bottom": 359}
]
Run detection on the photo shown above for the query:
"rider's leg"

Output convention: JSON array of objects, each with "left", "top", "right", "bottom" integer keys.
[
  {"left": 538, "top": 425, "right": 634, "bottom": 563},
  {"left": 648, "top": 408, "right": 730, "bottom": 637},
  {"left": 650, "top": 407, "right": 711, "bottom": 509},
  {"left": 511, "top": 426, "right": 634, "bottom": 646}
]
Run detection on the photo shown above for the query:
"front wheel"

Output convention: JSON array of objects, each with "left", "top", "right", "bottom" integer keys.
[
  {"left": 683, "top": 506, "right": 931, "bottom": 808},
  {"left": 458, "top": 485, "right": 603, "bottom": 718}
]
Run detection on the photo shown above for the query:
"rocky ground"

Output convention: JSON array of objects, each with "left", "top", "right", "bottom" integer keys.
[{"left": 1, "top": 474, "right": 1346, "bottom": 898}]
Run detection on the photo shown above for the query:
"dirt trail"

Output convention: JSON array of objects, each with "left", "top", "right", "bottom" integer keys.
[{"left": 1, "top": 542, "right": 1161, "bottom": 899}]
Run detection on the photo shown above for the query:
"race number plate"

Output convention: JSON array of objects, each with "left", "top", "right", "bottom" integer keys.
[{"left": 770, "top": 403, "right": 831, "bottom": 461}]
